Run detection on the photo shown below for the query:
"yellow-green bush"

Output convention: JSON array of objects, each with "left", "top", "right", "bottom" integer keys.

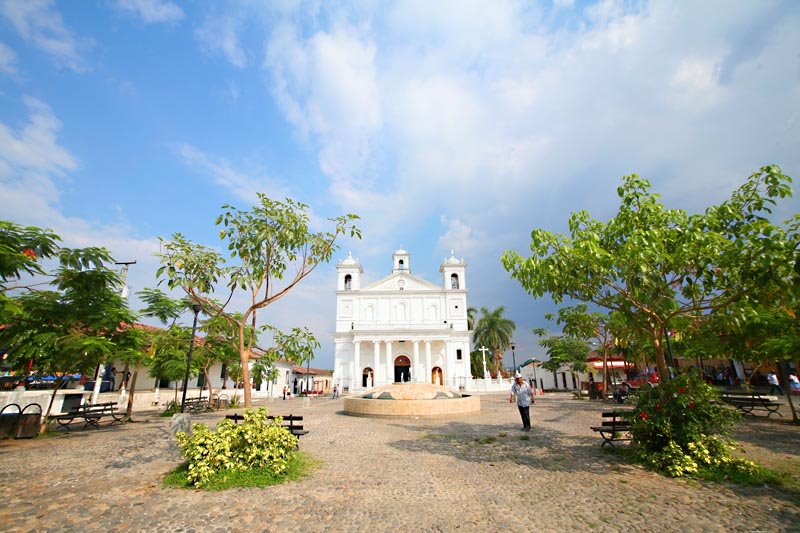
[{"left": 176, "top": 407, "right": 298, "bottom": 487}]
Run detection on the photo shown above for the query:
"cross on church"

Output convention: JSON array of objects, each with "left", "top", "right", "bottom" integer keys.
[{"left": 478, "top": 346, "right": 491, "bottom": 379}]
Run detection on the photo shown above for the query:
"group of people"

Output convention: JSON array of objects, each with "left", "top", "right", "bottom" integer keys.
[{"left": 767, "top": 371, "right": 800, "bottom": 396}]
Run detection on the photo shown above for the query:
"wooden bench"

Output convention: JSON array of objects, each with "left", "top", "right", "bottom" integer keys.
[
  {"left": 55, "top": 402, "right": 124, "bottom": 430},
  {"left": 591, "top": 411, "right": 632, "bottom": 447},
  {"left": 720, "top": 392, "right": 784, "bottom": 417},
  {"left": 182, "top": 396, "right": 210, "bottom": 414},
  {"left": 225, "top": 413, "right": 309, "bottom": 443}
]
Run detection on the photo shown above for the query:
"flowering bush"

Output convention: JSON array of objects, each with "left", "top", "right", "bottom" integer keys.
[
  {"left": 628, "top": 372, "right": 757, "bottom": 477},
  {"left": 175, "top": 407, "right": 298, "bottom": 487}
]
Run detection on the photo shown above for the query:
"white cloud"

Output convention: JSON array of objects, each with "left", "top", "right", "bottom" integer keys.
[
  {"left": 0, "top": 41, "right": 17, "bottom": 75},
  {"left": 0, "top": 95, "right": 161, "bottom": 303},
  {"left": 266, "top": 22, "right": 382, "bottom": 181},
  {"left": 116, "top": 0, "right": 184, "bottom": 24},
  {"left": 195, "top": 12, "right": 248, "bottom": 68},
  {"left": 176, "top": 143, "right": 289, "bottom": 204},
  {"left": 0, "top": 0, "right": 90, "bottom": 72},
  {"left": 437, "top": 215, "right": 485, "bottom": 257}
]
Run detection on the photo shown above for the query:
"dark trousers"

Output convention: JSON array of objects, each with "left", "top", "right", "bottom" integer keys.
[
  {"left": 518, "top": 405, "right": 531, "bottom": 429},
  {"left": 770, "top": 384, "right": 785, "bottom": 395}
]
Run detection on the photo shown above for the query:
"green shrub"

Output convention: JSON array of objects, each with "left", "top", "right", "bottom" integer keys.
[
  {"left": 628, "top": 372, "right": 745, "bottom": 477},
  {"left": 175, "top": 407, "right": 298, "bottom": 487}
]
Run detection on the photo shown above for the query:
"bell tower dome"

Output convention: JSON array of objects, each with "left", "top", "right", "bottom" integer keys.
[{"left": 392, "top": 248, "right": 410, "bottom": 274}]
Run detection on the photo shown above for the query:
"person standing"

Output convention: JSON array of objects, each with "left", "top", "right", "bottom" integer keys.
[
  {"left": 332, "top": 385, "right": 339, "bottom": 399},
  {"left": 510, "top": 372, "right": 534, "bottom": 431},
  {"left": 767, "top": 371, "right": 785, "bottom": 395}
]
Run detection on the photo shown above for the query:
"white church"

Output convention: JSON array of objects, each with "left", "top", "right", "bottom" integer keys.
[{"left": 332, "top": 249, "right": 472, "bottom": 392}]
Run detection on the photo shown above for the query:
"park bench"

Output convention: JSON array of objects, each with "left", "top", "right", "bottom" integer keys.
[
  {"left": 182, "top": 396, "right": 211, "bottom": 414},
  {"left": 591, "top": 410, "right": 632, "bottom": 447},
  {"left": 54, "top": 402, "right": 125, "bottom": 430},
  {"left": 720, "top": 392, "right": 784, "bottom": 418},
  {"left": 225, "top": 413, "right": 309, "bottom": 444}
]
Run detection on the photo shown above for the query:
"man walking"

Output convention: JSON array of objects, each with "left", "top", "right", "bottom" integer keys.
[
  {"left": 510, "top": 372, "right": 535, "bottom": 431},
  {"left": 767, "top": 371, "right": 785, "bottom": 395}
]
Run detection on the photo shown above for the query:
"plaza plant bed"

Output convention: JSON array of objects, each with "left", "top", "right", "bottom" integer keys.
[
  {"left": 169, "top": 407, "right": 315, "bottom": 489},
  {"left": 164, "top": 452, "right": 317, "bottom": 491},
  {"left": 619, "top": 373, "right": 795, "bottom": 491}
]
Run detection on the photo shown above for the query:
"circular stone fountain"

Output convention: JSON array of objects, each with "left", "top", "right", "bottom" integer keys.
[{"left": 343, "top": 383, "right": 481, "bottom": 418}]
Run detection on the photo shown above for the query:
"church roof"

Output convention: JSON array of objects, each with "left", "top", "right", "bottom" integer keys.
[
  {"left": 442, "top": 250, "right": 465, "bottom": 266},
  {"left": 361, "top": 271, "right": 441, "bottom": 291},
  {"left": 338, "top": 251, "right": 360, "bottom": 266}
]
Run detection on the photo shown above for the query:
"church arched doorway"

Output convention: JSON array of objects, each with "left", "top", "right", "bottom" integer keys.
[
  {"left": 431, "top": 366, "right": 443, "bottom": 386},
  {"left": 394, "top": 355, "right": 411, "bottom": 383},
  {"left": 362, "top": 367, "right": 374, "bottom": 388}
]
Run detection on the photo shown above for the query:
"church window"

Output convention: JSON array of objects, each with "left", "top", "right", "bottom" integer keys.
[
  {"left": 344, "top": 274, "right": 352, "bottom": 290},
  {"left": 456, "top": 349, "right": 463, "bottom": 360},
  {"left": 398, "top": 259, "right": 405, "bottom": 270},
  {"left": 450, "top": 274, "right": 459, "bottom": 289}
]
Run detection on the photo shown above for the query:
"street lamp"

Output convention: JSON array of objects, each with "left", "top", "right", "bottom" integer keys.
[
  {"left": 531, "top": 358, "right": 539, "bottom": 391},
  {"left": 306, "top": 354, "right": 312, "bottom": 395},
  {"left": 180, "top": 303, "right": 202, "bottom": 413},
  {"left": 510, "top": 342, "right": 517, "bottom": 372}
]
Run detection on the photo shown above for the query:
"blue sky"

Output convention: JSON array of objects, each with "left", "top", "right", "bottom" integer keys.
[{"left": 1, "top": 0, "right": 798, "bottom": 370}]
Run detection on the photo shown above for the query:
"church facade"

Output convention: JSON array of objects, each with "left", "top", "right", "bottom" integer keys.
[{"left": 332, "top": 249, "right": 472, "bottom": 391}]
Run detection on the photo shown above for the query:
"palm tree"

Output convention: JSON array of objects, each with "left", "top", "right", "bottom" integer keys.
[
  {"left": 467, "top": 306, "right": 478, "bottom": 330},
  {"left": 472, "top": 306, "right": 516, "bottom": 374}
]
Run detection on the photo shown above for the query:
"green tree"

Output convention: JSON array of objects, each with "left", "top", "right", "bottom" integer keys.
[
  {"left": 536, "top": 334, "right": 590, "bottom": 392},
  {"left": 0, "top": 246, "right": 139, "bottom": 429},
  {"left": 467, "top": 306, "right": 477, "bottom": 331},
  {"left": 0, "top": 221, "right": 60, "bottom": 317},
  {"left": 472, "top": 306, "right": 516, "bottom": 374},
  {"left": 156, "top": 195, "right": 360, "bottom": 407},
  {"left": 503, "top": 165, "right": 795, "bottom": 384}
]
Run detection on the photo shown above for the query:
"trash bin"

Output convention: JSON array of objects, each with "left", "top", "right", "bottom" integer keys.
[
  {"left": 0, "top": 403, "right": 20, "bottom": 439},
  {"left": 15, "top": 403, "right": 42, "bottom": 439}
]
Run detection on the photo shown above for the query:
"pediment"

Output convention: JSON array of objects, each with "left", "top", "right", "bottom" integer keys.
[{"left": 362, "top": 272, "right": 441, "bottom": 292}]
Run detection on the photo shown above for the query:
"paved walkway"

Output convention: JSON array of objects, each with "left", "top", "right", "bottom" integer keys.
[{"left": 0, "top": 393, "right": 797, "bottom": 532}]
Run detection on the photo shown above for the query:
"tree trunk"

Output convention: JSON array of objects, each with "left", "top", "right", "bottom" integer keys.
[
  {"left": 125, "top": 369, "right": 139, "bottom": 420},
  {"left": 652, "top": 332, "right": 670, "bottom": 387},
  {"left": 776, "top": 362, "right": 798, "bottom": 424},
  {"left": 41, "top": 379, "right": 64, "bottom": 433},
  {"left": 204, "top": 367, "right": 214, "bottom": 403}
]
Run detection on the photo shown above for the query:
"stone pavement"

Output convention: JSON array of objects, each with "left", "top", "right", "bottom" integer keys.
[{"left": 0, "top": 393, "right": 797, "bottom": 532}]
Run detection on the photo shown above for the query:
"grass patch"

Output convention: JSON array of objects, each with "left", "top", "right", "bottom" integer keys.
[
  {"left": 499, "top": 432, "right": 507, "bottom": 438},
  {"left": 695, "top": 462, "right": 789, "bottom": 487},
  {"left": 475, "top": 436, "right": 497, "bottom": 445},
  {"left": 520, "top": 435, "right": 530, "bottom": 441},
  {"left": 163, "top": 451, "right": 319, "bottom": 491}
]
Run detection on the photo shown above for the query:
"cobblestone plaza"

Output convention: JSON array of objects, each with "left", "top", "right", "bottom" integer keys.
[{"left": 0, "top": 393, "right": 797, "bottom": 532}]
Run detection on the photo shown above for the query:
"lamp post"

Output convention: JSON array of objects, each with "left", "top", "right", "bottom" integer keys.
[
  {"left": 306, "top": 354, "right": 312, "bottom": 396},
  {"left": 510, "top": 342, "right": 517, "bottom": 373},
  {"left": 531, "top": 358, "right": 539, "bottom": 391},
  {"left": 180, "top": 304, "right": 202, "bottom": 413}
]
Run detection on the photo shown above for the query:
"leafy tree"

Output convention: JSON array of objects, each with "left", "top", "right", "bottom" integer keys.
[
  {"left": 472, "top": 306, "right": 516, "bottom": 374},
  {"left": 536, "top": 334, "right": 590, "bottom": 391},
  {"left": 156, "top": 195, "right": 360, "bottom": 407},
  {"left": 503, "top": 165, "right": 796, "bottom": 384},
  {"left": 0, "top": 221, "right": 60, "bottom": 316},
  {"left": 0, "top": 246, "right": 139, "bottom": 428}
]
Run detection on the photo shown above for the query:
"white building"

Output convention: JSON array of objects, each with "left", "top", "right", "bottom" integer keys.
[{"left": 333, "top": 249, "right": 472, "bottom": 392}]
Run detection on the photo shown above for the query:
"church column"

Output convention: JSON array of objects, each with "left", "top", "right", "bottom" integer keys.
[
  {"left": 425, "top": 341, "right": 432, "bottom": 384},
  {"left": 412, "top": 341, "right": 421, "bottom": 382},
  {"left": 373, "top": 341, "right": 380, "bottom": 387},
  {"left": 385, "top": 341, "right": 393, "bottom": 385},
  {"left": 444, "top": 341, "right": 452, "bottom": 388},
  {"left": 353, "top": 341, "right": 361, "bottom": 390}
]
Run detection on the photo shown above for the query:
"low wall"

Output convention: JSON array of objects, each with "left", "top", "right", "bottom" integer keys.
[{"left": 343, "top": 395, "right": 480, "bottom": 418}]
